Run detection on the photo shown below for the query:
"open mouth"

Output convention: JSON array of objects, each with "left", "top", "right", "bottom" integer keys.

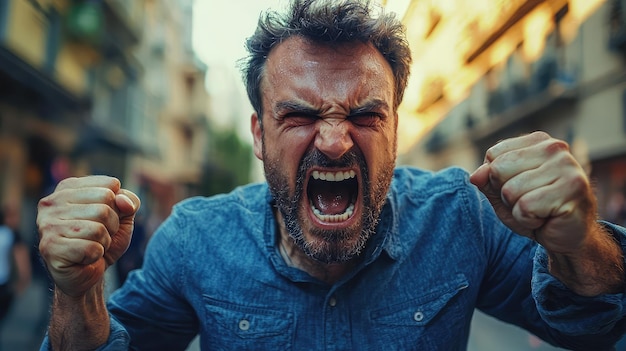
[{"left": 306, "top": 169, "right": 359, "bottom": 224}]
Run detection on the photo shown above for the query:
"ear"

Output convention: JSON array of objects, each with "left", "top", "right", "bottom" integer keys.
[{"left": 251, "top": 113, "right": 263, "bottom": 161}]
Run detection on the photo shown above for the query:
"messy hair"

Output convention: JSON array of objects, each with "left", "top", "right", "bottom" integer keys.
[{"left": 241, "top": 0, "right": 412, "bottom": 120}]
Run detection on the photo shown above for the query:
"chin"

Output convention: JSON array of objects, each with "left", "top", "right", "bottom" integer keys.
[{"left": 295, "top": 216, "right": 370, "bottom": 264}]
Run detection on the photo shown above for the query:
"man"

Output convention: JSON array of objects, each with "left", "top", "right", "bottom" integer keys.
[{"left": 37, "top": 1, "right": 626, "bottom": 350}]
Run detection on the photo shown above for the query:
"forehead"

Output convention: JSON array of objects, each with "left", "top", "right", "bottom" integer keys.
[{"left": 261, "top": 37, "right": 394, "bottom": 108}]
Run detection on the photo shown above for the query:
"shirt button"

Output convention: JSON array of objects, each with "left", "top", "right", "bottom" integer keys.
[
  {"left": 238, "top": 319, "right": 250, "bottom": 331},
  {"left": 413, "top": 311, "right": 424, "bottom": 322},
  {"left": 328, "top": 297, "right": 337, "bottom": 307}
]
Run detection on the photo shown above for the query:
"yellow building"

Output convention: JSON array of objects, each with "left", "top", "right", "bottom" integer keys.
[
  {"left": 399, "top": 0, "right": 626, "bottom": 218},
  {"left": 397, "top": 1, "right": 626, "bottom": 348},
  {"left": 0, "top": 0, "right": 143, "bottom": 246}
]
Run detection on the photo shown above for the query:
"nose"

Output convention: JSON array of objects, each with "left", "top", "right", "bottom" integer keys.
[{"left": 314, "top": 118, "right": 354, "bottom": 160}]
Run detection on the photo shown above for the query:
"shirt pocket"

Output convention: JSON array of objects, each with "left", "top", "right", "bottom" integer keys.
[
  {"left": 367, "top": 274, "right": 469, "bottom": 350},
  {"left": 203, "top": 295, "right": 294, "bottom": 351}
]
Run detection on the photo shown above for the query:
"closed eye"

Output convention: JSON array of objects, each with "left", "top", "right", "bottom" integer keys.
[
  {"left": 283, "top": 113, "right": 320, "bottom": 126},
  {"left": 349, "top": 113, "right": 381, "bottom": 127}
]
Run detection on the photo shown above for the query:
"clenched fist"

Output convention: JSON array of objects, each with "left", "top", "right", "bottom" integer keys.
[
  {"left": 469, "top": 131, "right": 595, "bottom": 254},
  {"left": 37, "top": 176, "right": 141, "bottom": 297}
]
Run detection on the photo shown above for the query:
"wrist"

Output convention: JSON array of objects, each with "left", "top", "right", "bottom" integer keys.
[
  {"left": 50, "top": 281, "right": 110, "bottom": 350},
  {"left": 548, "top": 223, "right": 625, "bottom": 296}
]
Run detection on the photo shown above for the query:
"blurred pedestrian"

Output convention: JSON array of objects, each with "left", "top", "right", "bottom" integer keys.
[{"left": 0, "top": 206, "right": 31, "bottom": 324}]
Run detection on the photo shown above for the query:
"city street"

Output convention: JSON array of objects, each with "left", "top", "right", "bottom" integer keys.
[{"left": 0, "top": 276, "right": 49, "bottom": 351}]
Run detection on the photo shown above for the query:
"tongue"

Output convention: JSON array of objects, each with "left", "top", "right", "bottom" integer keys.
[{"left": 312, "top": 182, "right": 351, "bottom": 215}]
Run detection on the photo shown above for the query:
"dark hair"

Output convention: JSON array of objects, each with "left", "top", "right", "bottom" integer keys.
[{"left": 241, "top": 0, "right": 412, "bottom": 120}]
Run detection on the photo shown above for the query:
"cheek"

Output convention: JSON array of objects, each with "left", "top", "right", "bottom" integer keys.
[
  {"left": 264, "top": 130, "right": 312, "bottom": 180},
  {"left": 357, "top": 130, "right": 396, "bottom": 167}
]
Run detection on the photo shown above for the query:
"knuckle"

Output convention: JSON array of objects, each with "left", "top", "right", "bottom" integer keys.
[
  {"left": 93, "top": 223, "right": 112, "bottom": 249},
  {"left": 500, "top": 184, "right": 516, "bottom": 206},
  {"left": 37, "top": 195, "right": 55, "bottom": 210},
  {"left": 543, "top": 138, "right": 569, "bottom": 156},
  {"left": 531, "top": 131, "right": 550, "bottom": 140},
  {"left": 93, "top": 204, "right": 113, "bottom": 222},
  {"left": 489, "top": 161, "right": 504, "bottom": 180},
  {"left": 515, "top": 196, "right": 534, "bottom": 218},
  {"left": 82, "top": 243, "right": 104, "bottom": 264},
  {"left": 55, "top": 177, "right": 79, "bottom": 190},
  {"left": 102, "top": 188, "right": 117, "bottom": 205}
]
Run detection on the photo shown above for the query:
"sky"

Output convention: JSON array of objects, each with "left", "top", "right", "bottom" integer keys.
[
  {"left": 192, "top": 0, "right": 286, "bottom": 67},
  {"left": 191, "top": 0, "right": 409, "bottom": 67},
  {"left": 191, "top": 0, "right": 288, "bottom": 146}
]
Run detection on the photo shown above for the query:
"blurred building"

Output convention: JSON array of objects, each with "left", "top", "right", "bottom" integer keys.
[
  {"left": 397, "top": 0, "right": 626, "bottom": 223},
  {"left": 128, "top": 0, "right": 210, "bottom": 226},
  {"left": 0, "top": 0, "right": 145, "bottom": 250},
  {"left": 0, "top": 0, "right": 213, "bottom": 244},
  {"left": 394, "top": 0, "right": 626, "bottom": 349}
]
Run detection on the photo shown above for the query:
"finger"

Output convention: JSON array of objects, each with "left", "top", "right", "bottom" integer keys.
[
  {"left": 485, "top": 131, "right": 551, "bottom": 162},
  {"left": 46, "top": 237, "right": 106, "bottom": 269},
  {"left": 40, "top": 187, "right": 118, "bottom": 216},
  {"left": 59, "top": 203, "right": 121, "bottom": 238},
  {"left": 500, "top": 163, "right": 561, "bottom": 208},
  {"left": 55, "top": 175, "right": 121, "bottom": 193},
  {"left": 510, "top": 174, "right": 589, "bottom": 230},
  {"left": 56, "top": 219, "right": 113, "bottom": 252},
  {"left": 488, "top": 138, "right": 569, "bottom": 188}
]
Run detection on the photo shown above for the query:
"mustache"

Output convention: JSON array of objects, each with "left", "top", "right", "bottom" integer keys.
[{"left": 299, "top": 148, "right": 363, "bottom": 171}]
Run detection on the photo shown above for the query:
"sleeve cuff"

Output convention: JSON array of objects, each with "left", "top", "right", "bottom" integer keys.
[
  {"left": 532, "top": 222, "right": 626, "bottom": 336},
  {"left": 39, "top": 315, "right": 130, "bottom": 351}
]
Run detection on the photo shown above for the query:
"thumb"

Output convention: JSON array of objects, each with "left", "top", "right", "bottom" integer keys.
[
  {"left": 469, "top": 162, "right": 490, "bottom": 189},
  {"left": 115, "top": 190, "right": 141, "bottom": 217}
]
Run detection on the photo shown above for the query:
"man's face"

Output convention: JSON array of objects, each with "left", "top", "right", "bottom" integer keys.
[{"left": 252, "top": 37, "right": 398, "bottom": 263}]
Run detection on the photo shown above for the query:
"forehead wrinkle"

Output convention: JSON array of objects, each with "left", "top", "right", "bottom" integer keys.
[{"left": 263, "top": 37, "right": 395, "bottom": 118}]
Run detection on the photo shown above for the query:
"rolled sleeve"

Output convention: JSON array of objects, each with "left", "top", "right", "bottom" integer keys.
[{"left": 532, "top": 222, "right": 626, "bottom": 345}]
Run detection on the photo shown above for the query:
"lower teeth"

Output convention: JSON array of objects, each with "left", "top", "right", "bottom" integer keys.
[{"left": 311, "top": 202, "right": 354, "bottom": 223}]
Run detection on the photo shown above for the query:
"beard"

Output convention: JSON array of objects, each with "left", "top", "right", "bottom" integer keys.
[{"left": 264, "top": 147, "right": 394, "bottom": 264}]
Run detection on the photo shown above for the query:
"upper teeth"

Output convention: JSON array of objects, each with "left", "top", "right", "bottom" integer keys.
[{"left": 311, "top": 170, "right": 356, "bottom": 181}]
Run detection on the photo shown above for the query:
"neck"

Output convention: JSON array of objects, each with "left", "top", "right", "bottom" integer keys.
[{"left": 276, "top": 211, "right": 357, "bottom": 285}]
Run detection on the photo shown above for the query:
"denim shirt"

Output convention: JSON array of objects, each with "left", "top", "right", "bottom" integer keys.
[{"left": 41, "top": 167, "right": 626, "bottom": 350}]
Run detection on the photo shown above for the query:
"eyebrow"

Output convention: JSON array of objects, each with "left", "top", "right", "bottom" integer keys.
[
  {"left": 348, "top": 99, "right": 390, "bottom": 115},
  {"left": 274, "top": 101, "right": 320, "bottom": 116},
  {"left": 273, "top": 99, "right": 390, "bottom": 116}
]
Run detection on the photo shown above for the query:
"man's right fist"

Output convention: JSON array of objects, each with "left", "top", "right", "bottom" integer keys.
[{"left": 37, "top": 176, "right": 140, "bottom": 297}]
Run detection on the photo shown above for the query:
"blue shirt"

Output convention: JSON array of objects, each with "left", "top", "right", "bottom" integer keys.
[{"left": 41, "top": 167, "right": 626, "bottom": 350}]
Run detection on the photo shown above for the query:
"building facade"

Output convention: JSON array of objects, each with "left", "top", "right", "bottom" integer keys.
[
  {"left": 0, "top": 0, "right": 211, "bottom": 257},
  {"left": 0, "top": 0, "right": 145, "bottom": 248},
  {"left": 399, "top": 0, "right": 626, "bottom": 223},
  {"left": 397, "top": 1, "right": 626, "bottom": 349}
]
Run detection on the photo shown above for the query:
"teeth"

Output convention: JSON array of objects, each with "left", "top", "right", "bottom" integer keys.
[
  {"left": 312, "top": 170, "right": 356, "bottom": 182},
  {"left": 312, "top": 202, "right": 355, "bottom": 223}
]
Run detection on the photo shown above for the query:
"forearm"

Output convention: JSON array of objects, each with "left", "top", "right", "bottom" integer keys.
[
  {"left": 548, "top": 222, "right": 625, "bottom": 296},
  {"left": 49, "top": 281, "right": 110, "bottom": 351}
]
